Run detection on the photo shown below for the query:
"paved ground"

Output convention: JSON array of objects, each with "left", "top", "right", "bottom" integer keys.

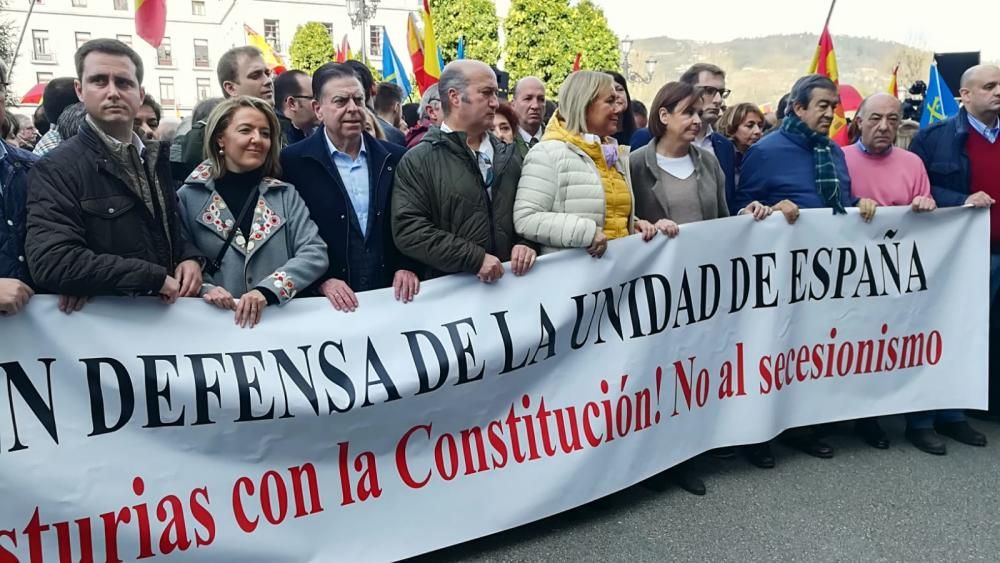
[{"left": 411, "top": 415, "right": 1000, "bottom": 562}]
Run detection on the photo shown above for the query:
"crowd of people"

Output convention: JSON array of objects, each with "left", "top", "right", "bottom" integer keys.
[{"left": 1, "top": 38, "right": 999, "bottom": 496}]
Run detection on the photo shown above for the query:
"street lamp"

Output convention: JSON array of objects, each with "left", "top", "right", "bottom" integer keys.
[
  {"left": 347, "top": 0, "right": 380, "bottom": 62},
  {"left": 619, "top": 36, "right": 657, "bottom": 84}
]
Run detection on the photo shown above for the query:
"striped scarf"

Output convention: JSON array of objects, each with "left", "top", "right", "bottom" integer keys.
[{"left": 782, "top": 115, "right": 846, "bottom": 214}]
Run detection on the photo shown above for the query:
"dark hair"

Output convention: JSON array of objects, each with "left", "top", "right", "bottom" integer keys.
[
  {"left": 604, "top": 70, "right": 636, "bottom": 145},
  {"left": 343, "top": 60, "right": 375, "bottom": 106},
  {"left": 42, "top": 77, "right": 79, "bottom": 123},
  {"left": 495, "top": 102, "right": 519, "bottom": 133},
  {"left": 402, "top": 102, "right": 419, "bottom": 128},
  {"left": 647, "top": 81, "right": 699, "bottom": 139},
  {"left": 311, "top": 62, "right": 361, "bottom": 101},
  {"left": 217, "top": 46, "right": 262, "bottom": 94},
  {"left": 33, "top": 105, "right": 50, "bottom": 136},
  {"left": 776, "top": 92, "right": 791, "bottom": 119},
  {"left": 142, "top": 94, "right": 162, "bottom": 121},
  {"left": 718, "top": 102, "right": 764, "bottom": 138},
  {"left": 75, "top": 38, "right": 144, "bottom": 84},
  {"left": 56, "top": 102, "right": 87, "bottom": 140},
  {"left": 1, "top": 111, "right": 19, "bottom": 140},
  {"left": 543, "top": 100, "right": 557, "bottom": 125},
  {"left": 679, "top": 63, "right": 725, "bottom": 86},
  {"left": 193, "top": 97, "right": 224, "bottom": 123},
  {"left": 274, "top": 69, "right": 309, "bottom": 111},
  {"left": 790, "top": 74, "right": 838, "bottom": 110},
  {"left": 374, "top": 82, "right": 404, "bottom": 114},
  {"left": 631, "top": 99, "right": 648, "bottom": 118}
]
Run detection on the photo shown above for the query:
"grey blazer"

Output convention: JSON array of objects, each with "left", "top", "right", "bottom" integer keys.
[
  {"left": 629, "top": 143, "right": 730, "bottom": 224},
  {"left": 177, "top": 162, "right": 329, "bottom": 304}
]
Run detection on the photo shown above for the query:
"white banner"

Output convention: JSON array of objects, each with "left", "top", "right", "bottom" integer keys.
[{"left": 0, "top": 207, "right": 988, "bottom": 562}]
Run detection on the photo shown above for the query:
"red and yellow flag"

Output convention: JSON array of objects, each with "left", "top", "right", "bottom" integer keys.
[
  {"left": 421, "top": 0, "right": 441, "bottom": 82},
  {"left": 336, "top": 35, "right": 351, "bottom": 63},
  {"left": 572, "top": 52, "right": 582, "bottom": 72},
  {"left": 135, "top": 0, "right": 166, "bottom": 48},
  {"left": 887, "top": 63, "right": 899, "bottom": 98},
  {"left": 407, "top": 13, "right": 434, "bottom": 94},
  {"left": 244, "top": 25, "right": 286, "bottom": 74},
  {"left": 808, "top": 24, "right": 849, "bottom": 145}
]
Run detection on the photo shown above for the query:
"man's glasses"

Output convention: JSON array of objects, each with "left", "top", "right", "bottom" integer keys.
[{"left": 699, "top": 85, "right": 732, "bottom": 99}]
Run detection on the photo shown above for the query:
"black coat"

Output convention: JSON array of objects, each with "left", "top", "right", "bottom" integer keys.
[
  {"left": 909, "top": 107, "right": 973, "bottom": 207},
  {"left": 0, "top": 141, "right": 38, "bottom": 284},
  {"left": 280, "top": 130, "right": 414, "bottom": 292},
  {"left": 26, "top": 122, "right": 202, "bottom": 296}
]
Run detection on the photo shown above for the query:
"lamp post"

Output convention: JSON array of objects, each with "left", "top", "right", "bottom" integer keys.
[
  {"left": 619, "top": 36, "right": 657, "bottom": 84},
  {"left": 347, "top": 0, "right": 380, "bottom": 62}
]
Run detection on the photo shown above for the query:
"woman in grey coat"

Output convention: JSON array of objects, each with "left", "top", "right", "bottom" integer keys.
[{"left": 178, "top": 96, "right": 328, "bottom": 328}]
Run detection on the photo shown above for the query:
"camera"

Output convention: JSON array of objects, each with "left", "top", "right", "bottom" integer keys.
[{"left": 902, "top": 81, "right": 927, "bottom": 121}]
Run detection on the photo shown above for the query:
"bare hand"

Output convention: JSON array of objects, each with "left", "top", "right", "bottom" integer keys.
[
  {"left": 203, "top": 286, "right": 236, "bottom": 310},
  {"left": 633, "top": 219, "right": 657, "bottom": 241},
  {"left": 320, "top": 278, "right": 358, "bottom": 312},
  {"left": 773, "top": 199, "right": 800, "bottom": 224},
  {"left": 742, "top": 201, "right": 773, "bottom": 221},
  {"left": 510, "top": 244, "right": 537, "bottom": 276},
  {"left": 478, "top": 253, "right": 504, "bottom": 283},
  {"left": 588, "top": 231, "right": 608, "bottom": 258},
  {"left": 58, "top": 295, "right": 89, "bottom": 314},
  {"left": 911, "top": 196, "right": 937, "bottom": 213},
  {"left": 159, "top": 275, "right": 180, "bottom": 304},
  {"left": 0, "top": 279, "right": 34, "bottom": 316},
  {"left": 393, "top": 270, "right": 420, "bottom": 303},
  {"left": 858, "top": 198, "right": 878, "bottom": 222},
  {"left": 654, "top": 219, "right": 680, "bottom": 238},
  {"left": 966, "top": 191, "right": 995, "bottom": 208},
  {"left": 175, "top": 259, "right": 203, "bottom": 297},
  {"left": 234, "top": 289, "right": 267, "bottom": 328}
]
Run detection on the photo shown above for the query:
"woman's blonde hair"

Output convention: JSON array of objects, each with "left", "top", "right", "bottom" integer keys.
[
  {"left": 203, "top": 95, "right": 282, "bottom": 179},
  {"left": 556, "top": 70, "right": 615, "bottom": 136}
]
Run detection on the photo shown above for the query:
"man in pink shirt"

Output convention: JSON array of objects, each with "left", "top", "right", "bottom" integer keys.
[{"left": 845, "top": 92, "right": 986, "bottom": 457}]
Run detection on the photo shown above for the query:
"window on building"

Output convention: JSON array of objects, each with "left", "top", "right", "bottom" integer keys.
[
  {"left": 72, "top": 0, "right": 87, "bottom": 7},
  {"left": 36, "top": 72, "right": 54, "bottom": 84},
  {"left": 157, "top": 37, "right": 173, "bottom": 66},
  {"left": 32, "top": 30, "right": 53, "bottom": 62},
  {"left": 194, "top": 39, "right": 209, "bottom": 67},
  {"left": 196, "top": 78, "right": 212, "bottom": 101},
  {"left": 369, "top": 26, "right": 382, "bottom": 57},
  {"left": 191, "top": 0, "right": 206, "bottom": 16},
  {"left": 263, "top": 19, "right": 281, "bottom": 52},
  {"left": 116, "top": 34, "right": 132, "bottom": 46},
  {"left": 321, "top": 22, "right": 333, "bottom": 39},
  {"left": 159, "top": 77, "right": 175, "bottom": 106},
  {"left": 75, "top": 32, "right": 91, "bottom": 50},
  {"left": 113, "top": 0, "right": 128, "bottom": 10}
]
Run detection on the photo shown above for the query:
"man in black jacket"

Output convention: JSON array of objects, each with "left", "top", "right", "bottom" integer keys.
[
  {"left": 26, "top": 38, "right": 203, "bottom": 312},
  {"left": 280, "top": 63, "right": 418, "bottom": 313},
  {"left": 274, "top": 69, "right": 316, "bottom": 145}
]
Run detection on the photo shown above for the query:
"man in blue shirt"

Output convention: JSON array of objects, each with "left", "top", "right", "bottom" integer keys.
[{"left": 280, "top": 63, "right": 418, "bottom": 312}]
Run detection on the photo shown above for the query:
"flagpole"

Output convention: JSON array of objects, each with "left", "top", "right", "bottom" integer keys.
[
  {"left": 8, "top": 0, "right": 39, "bottom": 81},
  {"left": 823, "top": 0, "right": 837, "bottom": 29}
]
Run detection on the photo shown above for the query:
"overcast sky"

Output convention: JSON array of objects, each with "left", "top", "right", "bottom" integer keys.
[{"left": 496, "top": 0, "right": 998, "bottom": 61}]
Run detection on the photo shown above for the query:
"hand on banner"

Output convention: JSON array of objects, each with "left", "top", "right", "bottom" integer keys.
[
  {"left": 393, "top": 270, "right": 420, "bottom": 302},
  {"left": 234, "top": 289, "right": 267, "bottom": 328},
  {"left": 588, "top": 231, "right": 608, "bottom": 258},
  {"left": 773, "top": 199, "right": 800, "bottom": 224},
  {"left": 911, "top": 196, "right": 937, "bottom": 213},
  {"left": 510, "top": 244, "right": 537, "bottom": 276},
  {"left": 966, "top": 191, "right": 995, "bottom": 208},
  {"left": 320, "top": 278, "right": 358, "bottom": 312},
  {"left": 478, "top": 253, "right": 504, "bottom": 283},
  {"left": 159, "top": 275, "right": 180, "bottom": 303},
  {"left": 203, "top": 286, "right": 237, "bottom": 310},
  {"left": 741, "top": 201, "right": 772, "bottom": 221},
  {"left": 633, "top": 219, "right": 657, "bottom": 241},
  {"left": 175, "top": 260, "right": 204, "bottom": 297},
  {"left": 858, "top": 198, "right": 878, "bottom": 222},
  {"left": 0, "top": 279, "right": 34, "bottom": 316},
  {"left": 654, "top": 219, "right": 680, "bottom": 238},
  {"left": 58, "top": 295, "right": 88, "bottom": 314}
]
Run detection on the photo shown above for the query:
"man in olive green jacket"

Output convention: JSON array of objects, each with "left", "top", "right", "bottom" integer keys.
[{"left": 392, "top": 60, "right": 537, "bottom": 283}]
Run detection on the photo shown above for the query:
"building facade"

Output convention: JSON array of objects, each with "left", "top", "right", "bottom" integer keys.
[{"left": 4, "top": 0, "right": 420, "bottom": 114}]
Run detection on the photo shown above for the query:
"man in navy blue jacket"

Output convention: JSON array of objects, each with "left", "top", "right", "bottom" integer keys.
[
  {"left": 0, "top": 61, "right": 39, "bottom": 315},
  {"left": 280, "top": 63, "right": 418, "bottom": 313}
]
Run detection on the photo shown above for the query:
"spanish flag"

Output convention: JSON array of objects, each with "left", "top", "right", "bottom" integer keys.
[
  {"left": 244, "top": 25, "right": 286, "bottom": 74},
  {"left": 135, "top": 0, "right": 166, "bottom": 48},
  {"left": 808, "top": 23, "right": 849, "bottom": 145},
  {"left": 887, "top": 63, "right": 899, "bottom": 98},
  {"left": 407, "top": 13, "right": 434, "bottom": 94},
  {"left": 421, "top": 0, "right": 441, "bottom": 82}
]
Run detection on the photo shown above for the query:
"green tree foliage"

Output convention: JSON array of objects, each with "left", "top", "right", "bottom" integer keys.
[
  {"left": 430, "top": 0, "right": 501, "bottom": 65},
  {"left": 502, "top": 0, "right": 575, "bottom": 98},
  {"left": 0, "top": 0, "right": 16, "bottom": 69},
  {"left": 570, "top": 0, "right": 620, "bottom": 75},
  {"left": 290, "top": 22, "right": 334, "bottom": 74}
]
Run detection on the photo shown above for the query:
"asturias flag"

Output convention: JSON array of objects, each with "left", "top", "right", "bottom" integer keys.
[
  {"left": 920, "top": 62, "right": 960, "bottom": 128},
  {"left": 135, "top": 0, "right": 166, "bottom": 48},
  {"left": 808, "top": 23, "right": 849, "bottom": 145},
  {"left": 382, "top": 30, "right": 412, "bottom": 99}
]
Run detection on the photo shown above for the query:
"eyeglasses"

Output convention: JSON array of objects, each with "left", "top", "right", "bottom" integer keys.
[
  {"left": 289, "top": 95, "right": 312, "bottom": 100},
  {"left": 699, "top": 85, "right": 732, "bottom": 99}
]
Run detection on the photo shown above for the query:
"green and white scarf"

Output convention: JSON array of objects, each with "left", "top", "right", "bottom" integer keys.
[{"left": 782, "top": 114, "right": 846, "bottom": 214}]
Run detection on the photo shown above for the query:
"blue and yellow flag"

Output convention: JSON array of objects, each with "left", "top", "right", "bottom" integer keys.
[
  {"left": 920, "top": 62, "right": 960, "bottom": 128},
  {"left": 382, "top": 30, "right": 412, "bottom": 99}
]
